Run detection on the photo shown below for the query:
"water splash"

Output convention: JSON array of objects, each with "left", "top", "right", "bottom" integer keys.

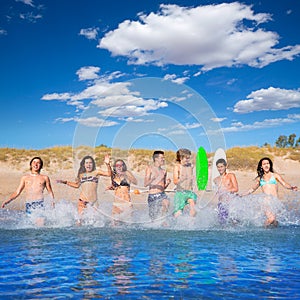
[{"left": 0, "top": 192, "right": 299, "bottom": 230}]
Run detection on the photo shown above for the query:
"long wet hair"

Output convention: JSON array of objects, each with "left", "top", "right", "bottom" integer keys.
[
  {"left": 77, "top": 156, "right": 96, "bottom": 178},
  {"left": 256, "top": 157, "right": 274, "bottom": 178},
  {"left": 29, "top": 157, "right": 43, "bottom": 171}
]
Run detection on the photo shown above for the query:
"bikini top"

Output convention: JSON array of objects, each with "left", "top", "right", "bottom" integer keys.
[
  {"left": 80, "top": 175, "right": 98, "bottom": 184},
  {"left": 260, "top": 175, "right": 277, "bottom": 187},
  {"left": 111, "top": 176, "right": 130, "bottom": 188}
]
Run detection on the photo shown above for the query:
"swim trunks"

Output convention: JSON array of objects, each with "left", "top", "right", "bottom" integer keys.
[
  {"left": 147, "top": 192, "right": 169, "bottom": 221},
  {"left": 173, "top": 190, "right": 197, "bottom": 214},
  {"left": 25, "top": 200, "right": 44, "bottom": 214},
  {"left": 217, "top": 202, "right": 229, "bottom": 224}
]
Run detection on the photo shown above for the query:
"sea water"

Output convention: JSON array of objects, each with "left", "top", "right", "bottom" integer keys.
[{"left": 0, "top": 193, "right": 300, "bottom": 299}]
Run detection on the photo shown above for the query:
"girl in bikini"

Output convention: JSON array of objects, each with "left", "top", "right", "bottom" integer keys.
[
  {"left": 242, "top": 157, "right": 297, "bottom": 226},
  {"left": 57, "top": 155, "right": 111, "bottom": 221},
  {"left": 108, "top": 159, "right": 137, "bottom": 218}
]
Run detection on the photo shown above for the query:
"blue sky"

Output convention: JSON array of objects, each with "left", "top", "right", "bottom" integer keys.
[{"left": 1, "top": 0, "right": 299, "bottom": 152}]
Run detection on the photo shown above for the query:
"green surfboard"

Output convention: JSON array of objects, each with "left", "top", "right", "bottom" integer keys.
[{"left": 196, "top": 147, "right": 208, "bottom": 190}]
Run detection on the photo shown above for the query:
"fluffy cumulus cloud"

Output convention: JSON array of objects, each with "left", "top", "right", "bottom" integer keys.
[
  {"left": 233, "top": 87, "right": 300, "bottom": 113},
  {"left": 76, "top": 66, "right": 100, "bottom": 81},
  {"left": 98, "top": 3, "right": 300, "bottom": 70},
  {"left": 42, "top": 67, "right": 169, "bottom": 126}
]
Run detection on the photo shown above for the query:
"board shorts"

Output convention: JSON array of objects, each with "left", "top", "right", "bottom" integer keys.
[
  {"left": 25, "top": 200, "right": 44, "bottom": 214},
  {"left": 217, "top": 202, "right": 229, "bottom": 224},
  {"left": 147, "top": 192, "right": 169, "bottom": 221},
  {"left": 174, "top": 190, "right": 197, "bottom": 214}
]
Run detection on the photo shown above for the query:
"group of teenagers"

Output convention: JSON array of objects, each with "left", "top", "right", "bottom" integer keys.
[{"left": 1, "top": 148, "right": 298, "bottom": 227}]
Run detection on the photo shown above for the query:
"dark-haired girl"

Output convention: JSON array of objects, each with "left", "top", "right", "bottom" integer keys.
[
  {"left": 57, "top": 155, "right": 111, "bottom": 217},
  {"left": 109, "top": 159, "right": 137, "bottom": 217},
  {"left": 242, "top": 157, "right": 297, "bottom": 226}
]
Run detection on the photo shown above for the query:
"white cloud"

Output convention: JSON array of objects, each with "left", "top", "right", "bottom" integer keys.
[
  {"left": 157, "top": 122, "right": 202, "bottom": 137},
  {"left": 42, "top": 93, "right": 72, "bottom": 101},
  {"left": 220, "top": 116, "right": 298, "bottom": 133},
  {"left": 163, "top": 74, "right": 189, "bottom": 84},
  {"left": 79, "top": 27, "right": 99, "bottom": 40},
  {"left": 76, "top": 66, "right": 100, "bottom": 81},
  {"left": 20, "top": 12, "right": 42, "bottom": 22},
  {"left": 211, "top": 117, "right": 227, "bottom": 122},
  {"left": 16, "top": 0, "right": 34, "bottom": 7},
  {"left": 56, "top": 116, "right": 118, "bottom": 128},
  {"left": 233, "top": 87, "right": 300, "bottom": 113},
  {"left": 76, "top": 117, "right": 118, "bottom": 127},
  {"left": 98, "top": 3, "right": 300, "bottom": 70},
  {"left": 42, "top": 69, "right": 169, "bottom": 124},
  {"left": 0, "top": 29, "right": 7, "bottom": 35}
]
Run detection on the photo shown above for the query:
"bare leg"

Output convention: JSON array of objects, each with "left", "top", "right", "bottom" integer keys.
[
  {"left": 188, "top": 199, "right": 196, "bottom": 217},
  {"left": 265, "top": 210, "right": 278, "bottom": 227}
]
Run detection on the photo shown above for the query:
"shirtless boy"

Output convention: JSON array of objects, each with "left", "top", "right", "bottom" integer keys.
[
  {"left": 213, "top": 158, "right": 238, "bottom": 223},
  {"left": 1, "top": 157, "right": 55, "bottom": 225},
  {"left": 144, "top": 150, "right": 171, "bottom": 221},
  {"left": 173, "top": 148, "right": 197, "bottom": 217}
]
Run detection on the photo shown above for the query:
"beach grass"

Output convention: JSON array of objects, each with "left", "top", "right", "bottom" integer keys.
[{"left": 0, "top": 146, "right": 299, "bottom": 172}]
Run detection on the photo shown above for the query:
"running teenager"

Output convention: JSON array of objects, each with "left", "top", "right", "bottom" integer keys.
[
  {"left": 57, "top": 155, "right": 111, "bottom": 219},
  {"left": 213, "top": 158, "right": 238, "bottom": 223},
  {"left": 144, "top": 150, "right": 171, "bottom": 221},
  {"left": 241, "top": 157, "right": 297, "bottom": 227},
  {"left": 1, "top": 157, "right": 55, "bottom": 226},
  {"left": 109, "top": 159, "right": 137, "bottom": 218},
  {"left": 173, "top": 148, "right": 197, "bottom": 217}
]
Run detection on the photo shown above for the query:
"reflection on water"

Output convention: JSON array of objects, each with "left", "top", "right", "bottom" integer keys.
[
  {"left": 106, "top": 239, "right": 136, "bottom": 296},
  {"left": 0, "top": 192, "right": 300, "bottom": 298},
  {"left": 0, "top": 228, "right": 300, "bottom": 298}
]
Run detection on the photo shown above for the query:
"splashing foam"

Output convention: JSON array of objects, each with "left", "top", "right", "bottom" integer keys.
[{"left": 0, "top": 192, "right": 299, "bottom": 230}]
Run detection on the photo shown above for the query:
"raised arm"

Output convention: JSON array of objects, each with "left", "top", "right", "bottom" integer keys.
[{"left": 96, "top": 155, "right": 112, "bottom": 177}]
